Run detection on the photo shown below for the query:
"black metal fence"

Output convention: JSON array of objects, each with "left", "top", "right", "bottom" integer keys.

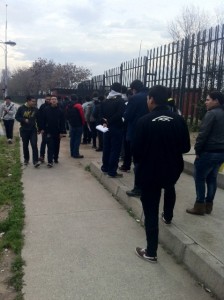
[{"left": 77, "top": 24, "right": 224, "bottom": 124}]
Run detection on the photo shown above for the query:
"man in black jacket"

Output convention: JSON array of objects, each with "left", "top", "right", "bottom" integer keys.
[
  {"left": 100, "top": 82, "right": 125, "bottom": 177},
  {"left": 41, "top": 96, "right": 66, "bottom": 167},
  {"left": 38, "top": 94, "right": 51, "bottom": 162},
  {"left": 123, "top": 80, "right": 149, "bottom": 196},
  {"left": 186, "top": 91, "right": 224, "bottom": 215},
  {"left": 15, "top": 96, "right": 40, "bottom": 167},
  {"left": 133, "top": 85, "right": 190, "bottom": 263}
]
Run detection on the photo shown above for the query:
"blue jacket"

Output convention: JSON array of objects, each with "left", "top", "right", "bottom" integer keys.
[{"left": 123, "top": 90, "right": 148, "bottom": 142}]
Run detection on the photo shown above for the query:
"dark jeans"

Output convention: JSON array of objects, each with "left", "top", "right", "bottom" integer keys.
[
  {"left": 83, "top": 123, "right": 91, "bottom": 143},
  {"left": 70, "top": 126, "right": 83, "bottom": 157},
  {"left": 3, "top": 119, "right": 14, "bottom": 139},
  {"left": 97, "top": 130, "right": 103, "bottom": 150},
  {"left": 90, "top": 122, "right": 97, "bottom": 147},
  {"left": 102, "top": 127, "right": 123, "bottom": 176},
  {"left": 141, "top": 184, "right": 176, "bottom": 257},
  {"left": 46, "top": 133, "right": 61, "bottom": 163},
  {"left": 20, "top": 128, "right": 39, "bottom": 164},
  {"left": 194, "top": 152, "right": 224, "bottom": 203},
  {"left": 40, "top": 133, "right": 47, "bottom": 158},
  {"left": 122, "top": 139, "right": 132, "bottom": 170}
]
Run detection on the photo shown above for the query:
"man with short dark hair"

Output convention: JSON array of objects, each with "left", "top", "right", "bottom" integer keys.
[
  {"left": 100, "top": 82, "right": 125, "bottom": 178},
  {"left": 68, "top": 94, "right": 85, "bottom": 159},
  {"left": 15, "top": 96, "right": 40, "bottom": 167},
  {"left": 133, "top": 85, "right": 190, "bottom": 263},
  {"left": 186, "top": 91, "right": 224, "bottom": 215},
  {"left": 41, "top": 96, "right": 66, "bottom": 167},
  {"left": 123, "top": 79, "right": 149, "bottom": 196},
  {"left": 38, "top": 94, "right": 51, "bottom": 162}
]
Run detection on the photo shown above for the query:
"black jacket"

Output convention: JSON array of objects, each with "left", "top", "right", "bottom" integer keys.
[
  {"left": 123, "top": 90, "right": 149, "bottom": 141},
  {"left": 133, "top": 106, "right": 191, "bottom": 187},
  {"left": 15, "top": 104, "right": 39, "bottom": 131},
  {"left": 41, "top": 105, "right": 66, "bottom": 135},
  {"left": 100, "top": 96, "right": 125, "bottom": 128},
  {"left": 195, "top": 106, "right": 224, "bottom": 155}
]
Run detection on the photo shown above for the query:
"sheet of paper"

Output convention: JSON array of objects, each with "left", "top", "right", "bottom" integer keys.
[{"left": 96, "top": 125, "right": 109, "bottom": 133}]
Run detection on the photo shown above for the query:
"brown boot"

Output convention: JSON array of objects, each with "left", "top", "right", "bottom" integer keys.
[
  {"left": 186, "top": 203, "right": 205, "bottom": 215},
  {"left": 205, "top": 202, "right": 213, "bottom": 214}
]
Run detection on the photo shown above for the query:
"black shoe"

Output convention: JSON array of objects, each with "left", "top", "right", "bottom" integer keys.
[
  {"left": 95, "top": 148, "right": 103, "bottom": 152},
  {"left": 34, "top": 161, "right": 41, "bottom": 168},
  {"left": 24, "top": 160, "right": 29, "bottom": 166},
  {"left": 107, "top": 173, "right": 123, "bottom": 178},
  {"left": 73, "top": 155, "right": 84, "bottom": 159},
  {"left": 119, "top": 165, "right": 130, "bottom": 172},
  {"left": 161, "top": 212, "right": 171, "bottom": 225},
  {"left": 126, "top": 188, "right": 141, "bottom": 197},
  {"left": 39, "top": 156, "right": 45, "bottom": 163},
  {"left": 47, "top": 162, "right": 53, "bottom": 168},
  {"left": 135, "top": 247, "right": 157, "bottom": 263},
  {"left": 54, "top": 159, "right": 59, "bottom": 163}
]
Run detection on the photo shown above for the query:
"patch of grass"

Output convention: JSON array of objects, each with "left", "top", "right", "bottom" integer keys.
[
  {"left": 0, "top": 136, "right": 25, "bottom": 297},
  {"left": 85, "top": 164, "right": 91, "bottom": 172}
]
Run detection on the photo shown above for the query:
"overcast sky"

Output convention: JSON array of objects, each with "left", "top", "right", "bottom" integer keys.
[{"left": 0, "top": 0, "right": 223, "bottom": 77}]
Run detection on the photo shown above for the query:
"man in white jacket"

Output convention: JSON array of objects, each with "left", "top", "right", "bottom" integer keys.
[{"left": 0, "top": 96, "right": 17, "bottom": 143}]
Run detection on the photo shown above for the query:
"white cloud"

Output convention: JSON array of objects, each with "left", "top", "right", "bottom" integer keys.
[{"left": 0, "top": 0, "right": 223, "bottom": 77}]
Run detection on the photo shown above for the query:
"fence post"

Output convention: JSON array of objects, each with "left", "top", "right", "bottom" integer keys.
[
  {"left": 103, "top": 74, "right": 106, "bottom": 94},
  {"left": 179, "top": 37, "right": 189, "bottom": 113},
  {"left": 120, "top": 63, "right": 123, "bottom": 84},
  {"left": 143, "top": 56, "right": 148, "bottom": 87}
]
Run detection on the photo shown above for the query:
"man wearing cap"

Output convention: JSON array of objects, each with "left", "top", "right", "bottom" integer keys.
[
  {"left": 0, "top": 96, "right": 17, "bottom": 144},
  {"left": 186, "top": 91, "right": 224, "bottom": 215}
]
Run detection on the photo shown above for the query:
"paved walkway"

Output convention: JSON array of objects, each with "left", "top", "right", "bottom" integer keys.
[
  {"left": 78, "top": 143, "right": 224, "bottom": 300},
  {"left": 21, "top": 136, "right": 219, "bottom": 300}
]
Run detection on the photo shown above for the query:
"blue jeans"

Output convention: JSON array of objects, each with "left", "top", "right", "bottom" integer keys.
[
  {"left": 194, "top": 152, "right": 224, "bottom": 203},
  {"left": 102, "top": 127, "right": 123, "bottom": 176},
  {"left": 70, "top": 126, "right": 83, "bottom": 157}
]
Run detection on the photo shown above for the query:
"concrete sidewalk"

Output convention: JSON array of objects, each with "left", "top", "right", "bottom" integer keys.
[
  {"left": 78, "top": 143, "right": 224, "bottom": 300},
  {"left": 21, "top": 137, "right": 224, "bottom": 300}
]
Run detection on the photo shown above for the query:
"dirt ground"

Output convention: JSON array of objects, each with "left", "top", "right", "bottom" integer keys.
[{"left": 0, "top": 207, "right": 17, "bottom": 299}]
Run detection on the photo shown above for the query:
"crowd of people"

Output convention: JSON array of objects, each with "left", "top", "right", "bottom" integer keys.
[{"left": 1, "top": 81, "right": 224, "bottom": 263}]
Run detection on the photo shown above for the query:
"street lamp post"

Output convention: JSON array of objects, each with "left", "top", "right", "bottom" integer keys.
[
  {"left": 0, "top": 40, "right": 16, "bottom": 98},
  {"left": 0, "top": 5, "right": 16, "bottom": 98}
]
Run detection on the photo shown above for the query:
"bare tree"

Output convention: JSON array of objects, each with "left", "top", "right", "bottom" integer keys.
[
  {"left": 214, "top": 4, "right": 224, "bottom": 26},
  {"left": 167, "top": 5, "right": 210, "bottom": 41},
  {"left": 7, "top": 58, "right": 92, "bottom": 97}
]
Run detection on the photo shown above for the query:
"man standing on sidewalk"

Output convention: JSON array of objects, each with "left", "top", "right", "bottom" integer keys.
[
  {"left": 0, "top": 96, "right": 17, "bottom": 144},
  {"left": 123, "top": 80, "right": 149, "bottom": 196},
  {"left": 101, "top": 82, "right": 126, "bottom": 178},
  {"left": 186, "top": 91, "right": 224, "bottom": 215},
  {"left": 15, "top": 96, "right": 40, "bottom": 167},
  {"left": 133, "top": 85, "right": 190, "bottom": 263},
  {"left": 38, "top": 94, "right": 51, "bottom": 162},
  {"left": 41, "top": 95, "right": 66, "bottom": 167}
]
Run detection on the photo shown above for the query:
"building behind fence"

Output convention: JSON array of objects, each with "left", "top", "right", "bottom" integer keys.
[{"left": 77, "top": 24, "right": 224, "bottom": 125}]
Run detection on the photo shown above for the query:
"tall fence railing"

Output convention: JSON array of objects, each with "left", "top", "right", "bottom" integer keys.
[{"left": 77, "top": 24, "right": 224, "bottom": 124}]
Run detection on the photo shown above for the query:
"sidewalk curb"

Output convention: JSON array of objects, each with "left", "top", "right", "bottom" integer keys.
[{"left": 86, "top": 160, "right": 224, "bottom": 300}]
